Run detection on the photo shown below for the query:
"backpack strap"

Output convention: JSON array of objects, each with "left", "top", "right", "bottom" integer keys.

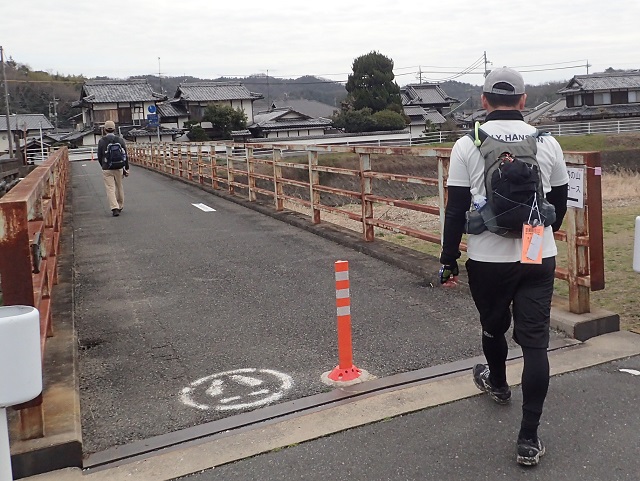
[{"left": 466, "top": 121, "right": 489, "bottom": 147}]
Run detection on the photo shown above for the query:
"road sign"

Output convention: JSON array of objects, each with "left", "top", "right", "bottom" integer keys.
[
  {"left": 147, "top": 113, "right": 159, "bottom": 127},
  {"left": 148, "top": 105, "right": 156, "bottom": 114}
]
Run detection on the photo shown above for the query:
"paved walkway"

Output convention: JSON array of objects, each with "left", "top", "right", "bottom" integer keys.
[
  {"left": 16, "top": 160, "right": 640, "bottom": 480},
  {"left": 27, "top": 332, "right": 640, "bottom": 480}
]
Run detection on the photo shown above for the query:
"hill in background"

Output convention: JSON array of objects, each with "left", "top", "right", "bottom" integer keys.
[{"left": 0, "top": 56, "right": 596, "bottom": 129}]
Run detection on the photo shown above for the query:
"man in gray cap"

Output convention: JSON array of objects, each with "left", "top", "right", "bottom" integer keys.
[
  {"left": 97, "top": 120, "right": 129, "bottom": 216},
  {"left": 439, "top": 67, "right": 569, "bottom": 466}
]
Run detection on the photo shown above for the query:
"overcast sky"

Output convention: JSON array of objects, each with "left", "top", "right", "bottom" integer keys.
[{"left": 3, "top": 0, "right": 638, "bottom": 87}]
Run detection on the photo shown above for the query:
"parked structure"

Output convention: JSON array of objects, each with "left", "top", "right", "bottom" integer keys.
[
  {"left": 170, "top": 81, "right": 263, "bottom": 124},
  {"left": 157, "top": 100, "right": 189, "bottom": 130},
  {"left": 248, "top": 107, "right": 332, "bottom": 139},
  {"left": 553, "top": 71, "right": 640, "bottom": 122},
  {"left": 73, "top": 79, "right": 167, "bottom": 131},
  {"left": 400, "top": 83, "right": 458, "bottom": 137},
  {"left": 0, "top": 114, "right": 54, "bottom": 154}
]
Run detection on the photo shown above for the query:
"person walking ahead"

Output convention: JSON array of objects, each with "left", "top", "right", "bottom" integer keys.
[
  {"left": 97, "top": 120, "right": 129, "bottom": 217},
  {"left": 439, "top": 67, "right": 569, "bottom": 466}
]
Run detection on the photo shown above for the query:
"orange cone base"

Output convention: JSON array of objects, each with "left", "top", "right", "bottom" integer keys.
[{"left": 327, "top": 365, "right": 362, "bottom": 382}]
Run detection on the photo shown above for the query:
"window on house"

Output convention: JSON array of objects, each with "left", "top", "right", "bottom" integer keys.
[
  {"left": 132, "top": 105, "right": 144, "bottom": 125},
  {"left": 630, "top": 91, "right": 638, "bottom": 103},
  {"left": 571, "top": 94, "right": 582, "bottom": 107},
  {"left": 611, "top": 91, "right": 628, "bottom": 104},
  {"left": 594, "top": 92, "right": 611, "bottom": 105}
]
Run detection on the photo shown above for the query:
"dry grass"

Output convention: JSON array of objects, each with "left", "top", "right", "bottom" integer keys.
[{"left": 286, "top": 170, "right": 640, "bottom": 332}]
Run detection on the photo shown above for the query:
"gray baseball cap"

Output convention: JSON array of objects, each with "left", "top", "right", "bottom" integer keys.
[{"left": 483, "top": 67, "right": 525, "bottom": 95}]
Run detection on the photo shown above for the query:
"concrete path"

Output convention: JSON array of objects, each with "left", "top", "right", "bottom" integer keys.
[{"left": 25, "top": 331, "right": 640, "bottom": 480}]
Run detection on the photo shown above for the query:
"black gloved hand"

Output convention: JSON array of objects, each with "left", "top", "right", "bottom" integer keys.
[{"left": 439, "top": 261, "right": 459, "bottom": 285}]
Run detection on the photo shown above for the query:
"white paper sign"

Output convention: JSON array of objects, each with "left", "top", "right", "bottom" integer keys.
[{"left": 567, "top": 167, "right": 584, "bottom": 209}]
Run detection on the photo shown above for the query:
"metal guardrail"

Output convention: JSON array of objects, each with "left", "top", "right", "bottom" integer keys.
[
  {"left": 129, "top": 141, "right": 604, "bottom": 316},
  {"left": 0, "top": 148, "right": 69, "bottom": 439}
]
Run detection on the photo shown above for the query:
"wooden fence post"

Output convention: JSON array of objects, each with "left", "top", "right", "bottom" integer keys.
[
  {"left": 359, "top": 152, "right": 374, "bottom": 241},
  {"left": 308, "top": 150, "right": 320, "bottom": 224}
]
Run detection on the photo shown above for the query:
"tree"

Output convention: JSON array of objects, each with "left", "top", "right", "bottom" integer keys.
[
  {"left": 331, "top": 107, "right": 407, "bottom": 133},
  {"left": 372, "top": 110, "right": 406, "bottom": 131},
  {"left": 345, "top": 51, "right": 402, "bottom": 114},
  {"left": 201, "top": 104, "right": 248, "bottom": 139}
]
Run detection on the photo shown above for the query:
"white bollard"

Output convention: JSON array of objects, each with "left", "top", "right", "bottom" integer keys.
[
  {"left": 0, "top": 306, "right": 42, "bottom": 481},
  {"left": 634, "top": 216, "right": 640, "bottom": 273}
]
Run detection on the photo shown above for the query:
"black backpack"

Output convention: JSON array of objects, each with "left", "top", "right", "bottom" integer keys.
[
  {"left": 103, "top": 136, "right": 127, "bottom": 170},
  {"left": 464, "top": 123, "right": 556, "bottom": 238}
]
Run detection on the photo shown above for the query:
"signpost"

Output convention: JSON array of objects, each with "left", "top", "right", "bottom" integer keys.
[{"left": 147, "top": 105, "right": 160, "bottom": 142}]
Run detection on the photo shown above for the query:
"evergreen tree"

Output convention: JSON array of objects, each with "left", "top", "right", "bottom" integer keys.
[{"left": 345, "top": 51, "right": 402, "bottom": 113}]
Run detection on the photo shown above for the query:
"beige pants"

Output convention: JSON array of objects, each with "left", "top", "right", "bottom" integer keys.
[{"left": 102, "top": 169, "right": 124, "bottom": 211}]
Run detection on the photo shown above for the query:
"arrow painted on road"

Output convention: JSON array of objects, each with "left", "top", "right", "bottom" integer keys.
[{"left": 619, "top": 368, "right": 640, "bottom": 376}]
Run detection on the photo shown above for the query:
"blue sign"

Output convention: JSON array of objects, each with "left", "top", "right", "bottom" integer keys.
[
  {"left": 148, "top": 105, "right": 157, "bottom": 114},
  {"left": 147, "top": 113, "right": 159, "bottom": 127}
]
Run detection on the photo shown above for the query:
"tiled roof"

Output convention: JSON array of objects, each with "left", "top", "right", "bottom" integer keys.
[
  {"left": 552, "top": 103, "right": 640, "bottom": 120},
  {"left": 401, "top": 84, "right": 458, "bottom": 106},
  {"left": 403, "top": 106, "right": 446, "bottom": 125},
  {"left": 251, "top": 118, "right": 332, "bottom": 130},
  {"left": 253, "top": 107, "right": 311, "bottom": 124},
  {"left": 79, "top": 79, "right": 164, "bottom": 103},
  {"left": 0, "top": 114, "right": 54, "bottom": 132},
  {"left": 523, "top": 99, "right": 566, "bottom": 123},
  {"left": 176, "top": 82, "right": 264, "bottom": 102},
  {"left": 127, "top": 126, "right": 182, "bottom": 137},
  {"left": 250, "top": 107, "right": 331, "bottom": 130},
  {"left": 157, "top": 101, "right": 189, "bottom": 118},
  {"left": 269, "top": 99, "right": 337, "bottom": 119},
  {"left": 61, "top": 129, "right": 98, "bottom": 141},
  {"left": 558, "top": 72, "right": 640, "bottom": 94}
]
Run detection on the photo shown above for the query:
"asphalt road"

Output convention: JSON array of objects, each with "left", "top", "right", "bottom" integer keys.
[
  {"left": 179, "top": 355, "right": 640, "bottom": 481},
  {"left": 71, "top": 161, "right": 566, "bottom": 455}
]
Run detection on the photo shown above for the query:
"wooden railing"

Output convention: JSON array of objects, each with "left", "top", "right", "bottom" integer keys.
[
  {"left": 0, "top": 148, "right": 68, "bottom": 439},
  {"left": 129, "top": 141, "right": 604, "bottom": 315}
]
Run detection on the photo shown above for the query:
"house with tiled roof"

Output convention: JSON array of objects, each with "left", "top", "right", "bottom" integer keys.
[
  {"left": 553, "top": 71, "right": 640, "bottom": 122},
  {"left": 172, "top": 81, "right": 264, "bottom": 124},
  {"left": 400, "top": 83, "right": 458, "bottom": 137},
  {"left": 0, "top": 114, "right": 54, "bottom": 154},
  {"left": 248, "top": 107, "right": 332, "bottom": 139},
  {"left": 73, "top": 79, "right": 167, "bottom": 132},
  {"left": 156, "top": 100, "right": 189, "bottom": 130}
]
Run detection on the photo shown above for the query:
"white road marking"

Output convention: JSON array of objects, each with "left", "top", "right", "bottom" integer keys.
[
  {"left": 219, "top": 396, "right": 242, "bottom": 404},
  {"left": 192, "top": 203, "right": 216, "bottom": 212},
  {"left": 205, "top": 379, "right": 224, "bottom": 396},
  {"left": 180, "top": 368, "right": 293, "bottom": 411},
  {"left": 619, "top": 368, "right": 640, "bottom": 376},
  {"left": 230, "top": 375, "right": 263, "bottom": 387}
]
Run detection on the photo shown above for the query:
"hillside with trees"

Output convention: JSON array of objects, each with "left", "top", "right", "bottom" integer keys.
[{"left": 0, "top": 57, "right": 85, "bottom": 129}]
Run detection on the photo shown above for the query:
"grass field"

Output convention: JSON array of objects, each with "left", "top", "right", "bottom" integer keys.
[{"left": 379, "top": 166, "right": 640, "bottom": 333}]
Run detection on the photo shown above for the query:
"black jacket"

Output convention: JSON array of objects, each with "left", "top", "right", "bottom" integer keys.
[{"left": 97, "top": 133, "right": 129, "bottom": 170}]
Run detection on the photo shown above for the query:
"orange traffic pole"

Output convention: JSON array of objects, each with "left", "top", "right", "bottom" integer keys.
[{"left": 328, "top": 260, "right": 362, "bottom": 382}]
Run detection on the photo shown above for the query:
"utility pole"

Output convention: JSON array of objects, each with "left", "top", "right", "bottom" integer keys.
[
  {"left": 266, "top": 69, "right": 270, "bottom": 109},
  {"left": 483, "top": 51, "right": 491, "bottom": 77},
  {"left": 51, "top": 97, "right": 59, "bottom": 133},
  {"left": 0, "top": 45, "right": 14, "bottom": 158},
  {"left": 158, "top": 57, "right": 163, "bottom": 94},
  {"left": 418, "top": 66, "right": 423, "bottom": 84}
]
